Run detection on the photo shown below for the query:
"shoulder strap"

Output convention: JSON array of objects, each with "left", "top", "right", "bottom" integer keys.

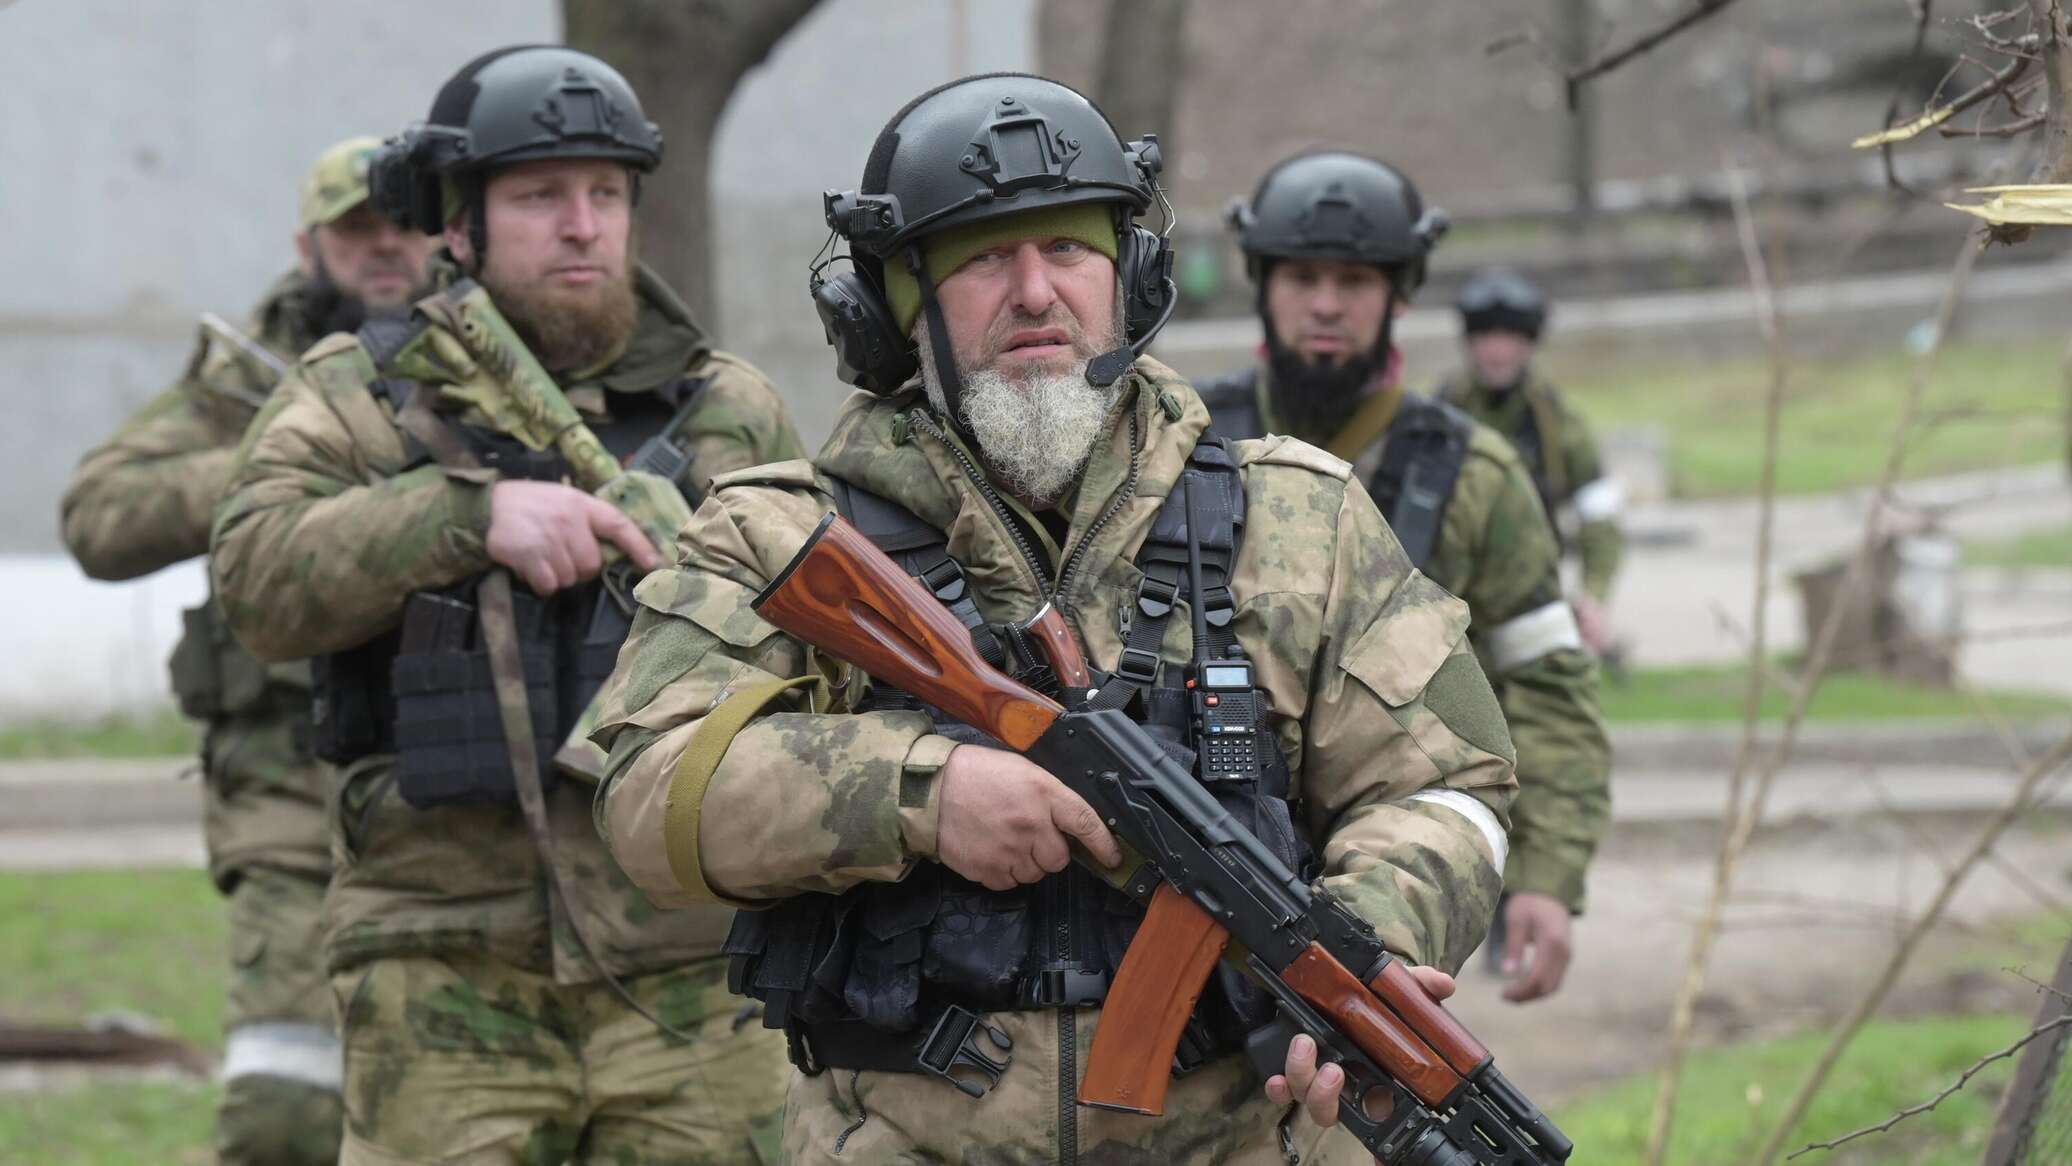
[
  {"left": 1192, "top": 369, "right": 1265, "bottom": 440},
  {"left": 1520, "top": 379, "right": 1568, "bottom": 502},
  {"left": 826, "top": 474, "right": 990, "bottom": 650},
  {"left": 1369, "top": 395, "right": 1472, "bottom": 573}
]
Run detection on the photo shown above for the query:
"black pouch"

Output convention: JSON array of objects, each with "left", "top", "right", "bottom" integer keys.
[
  {"left": 311, "top": 630, "right": 399, "bottom": 764},
  {"left": 922, "top": 875, "right": 1035, "bottom": 1007},
  {"left": 389, "top": 591, "right": 560, "bottom": 808},
  {"left": 843, "top": 867, "right": 941, "bottom": 1030},
  {"left": 729, "top": 894, "right": 859, "bottom": 1028},
  {"left": 167, "top": 605, "right": 223, "bottom": 721}
]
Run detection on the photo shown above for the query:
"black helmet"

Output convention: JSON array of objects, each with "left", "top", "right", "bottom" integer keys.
[
  {"left": 813, "top": 72, "right": 1174, "bottom": 395},
  {"left": 369, "top": 45, "right": 662, "bottom": 238},
  {"left": 1227, "top": 151, "right": 1448, "bottom": 297},
  {"left": 1457, "top": 266, "right": 1548, "bottom": 339}
]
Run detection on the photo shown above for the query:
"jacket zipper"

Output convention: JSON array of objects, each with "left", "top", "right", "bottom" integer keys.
[
  {"left": 1052, "top": 407, "right": 1142, "bottom": 623},
  {"left": 908, "top": 412, "right": 1053, "bottom": 594}
]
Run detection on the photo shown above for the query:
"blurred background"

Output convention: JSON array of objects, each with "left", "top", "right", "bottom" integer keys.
[{"left": 5, "top": 2, "right": 2072, "bottom": 1164}]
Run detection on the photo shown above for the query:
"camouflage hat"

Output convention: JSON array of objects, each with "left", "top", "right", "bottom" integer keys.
[{"left": 300, "top": 136, "right": 383, "bottom": 230}]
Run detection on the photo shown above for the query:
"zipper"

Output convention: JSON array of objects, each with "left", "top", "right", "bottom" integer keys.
[
  {"left": 908, "top": 411, "right": 1053, "bottom": 594},
  {"left": 1052, "top": 407, "right": 1142, "bottom": 623},
  {"left": 1055, "top": 873, "right": 1078, "bottom": 1166}
]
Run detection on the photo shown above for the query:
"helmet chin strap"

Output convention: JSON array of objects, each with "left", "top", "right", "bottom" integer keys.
[{"left": 909, "top": 249, "right": 974, "bottom": 439}]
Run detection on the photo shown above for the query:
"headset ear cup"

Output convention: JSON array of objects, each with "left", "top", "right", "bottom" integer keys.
[
  {"left": 1118, "top": 225, "right": 1173, "bottom": 343},
  {"left": 810, "top": 265, "right": 917, "bottom": 396}
]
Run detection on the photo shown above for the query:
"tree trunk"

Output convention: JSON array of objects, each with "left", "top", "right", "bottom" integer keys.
[
  {"left": 1092, "top": 0, "right": 1190, "bottom": 163},
  {"left": 2031, "top": 0, "right": 2072, "bottom": 183},
  {"left": 562, "top": 0, "right": 823, "bottom": 324}
]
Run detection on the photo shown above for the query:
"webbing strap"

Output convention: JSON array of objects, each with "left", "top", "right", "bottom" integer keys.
[{"left": 662, "top": 674, "right": 826, "bottom": 903}]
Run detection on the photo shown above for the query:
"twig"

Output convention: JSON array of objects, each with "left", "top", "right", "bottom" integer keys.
[
  {"left": 1752, "top": 730, "right": 2072, "bottom": 1164},
  {"left": 1786, "top": 1012, "right": 2072, "bottom": 1159},
  {"left": 1854, "top": 55, "right": 2033, "bottom": 148},
  {"left": 1939, "top": 111, "right": 2048, "bottom": 137},
  {"left": 1566, "top": 0, "right": 1742, "bottom": 101},
  {"left": 1644, "top": 157, "right": 1788, "bottom": 1165},
  {"left": 2006, "top": 965, "right": 2072, "bottom": 1002},
  {"left": 1651, "top": 233, "right": 1986, "bottom": 1166},
  {"left": 1880, "top": 0, "right": 1939, "bottom": 196}
]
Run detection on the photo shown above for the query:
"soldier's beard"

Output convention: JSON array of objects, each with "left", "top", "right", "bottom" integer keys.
[
  {"left": 483, "top": 249, "right": 640, "bottom": 374},
  {"left": 1265, "top": 328, "right": 1385, "bottom": 442},
  {"left": 917, "top": 307, "right": 1123, "bottom": 508}
]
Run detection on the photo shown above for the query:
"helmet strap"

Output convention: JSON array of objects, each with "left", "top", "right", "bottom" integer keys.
[{"left": 909, "top": 248, "right": 975, "bottom": 440}]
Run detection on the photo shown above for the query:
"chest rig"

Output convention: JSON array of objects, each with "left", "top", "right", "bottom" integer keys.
[
  {"left": 723, "top": 432, "right": 1312, "bottom": 1097},
  {"left": 1196, "top": 369, "right": 1472, "bottom": 573},
  {"left": 309, "top": 320, "right": 706, "bottom": 809}
]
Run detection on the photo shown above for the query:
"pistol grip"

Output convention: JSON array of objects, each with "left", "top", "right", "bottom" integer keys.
[{"left": 1077, "top": 883, "right": 1228, "bottom": 1116}]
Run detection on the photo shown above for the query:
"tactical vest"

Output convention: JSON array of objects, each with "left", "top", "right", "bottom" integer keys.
[
  {"left": 1442, "top": 377, "right": 1568, "bottom": 523},
  {"left": 1196, "top": 369, "right": 1473, "bottom": 573},
  {"left": 309, "top": 326, "right": 704, "bottom": 808},
  {"left": 722, "top": 433, "right": 1312, "bottom": 1094}
]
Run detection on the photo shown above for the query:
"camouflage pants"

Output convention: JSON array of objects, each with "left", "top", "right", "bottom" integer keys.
[
  {"left": 782, "top": 1006, "right": 1369, "bottom": 1165},
  {"left": 332, "top": 953, "right": 787, "bottom": 1165},
  {"left": 218, "top": 865, "right": 345, "bottom": 1166}
]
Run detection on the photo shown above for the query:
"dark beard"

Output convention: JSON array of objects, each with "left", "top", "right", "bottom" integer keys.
[
  {"left": 1264, "top": 334, "right": 1384, "bottom": 441},
  {"left": 488, "top": 267, "right": 641, "bottom": 375},
  {"left": 301, "top": 274, "right": 368, "bottom": 337}
]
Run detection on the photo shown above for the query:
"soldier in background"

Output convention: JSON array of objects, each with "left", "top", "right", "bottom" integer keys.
[
  {"left": 210, "top": 47, "right": 800, "bottom": 1164},
  {"left": 60, "top": 136, "right": 435, "bottom": 1166},
  {"left": 1197, "top": 152, "right": 1610, "bottom": 1004},
  {"left": 1437, "top": 268, "right": 1626, "bottom": 655}
]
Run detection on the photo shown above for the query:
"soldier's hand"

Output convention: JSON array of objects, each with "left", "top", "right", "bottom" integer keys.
[
  {"left": 1264, "top": 965, "right": 1456, "bottom": 1131},
  {"left": 1572, "top": 595, "right": 1612, "bottom": 656},
  {"left": 487, "top": 480, "right": 662, "bottom": 594},
  {"left": 1499, "top": 891, "right": 1573, "bottom": 1003},
  {"left": 935, "top": 744, "right": 1122, "bottom": 890}
]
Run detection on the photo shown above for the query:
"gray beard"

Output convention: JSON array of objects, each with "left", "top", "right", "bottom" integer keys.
[{"left": 918, "top": 324, "right": 1117, "bottom": 508}]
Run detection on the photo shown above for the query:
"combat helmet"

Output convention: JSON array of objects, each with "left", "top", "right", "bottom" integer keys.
[
  {"left": 1227, "top": 150, "right": 1448, "bottom": 298},
  {"left": 368, "top": 45, "right": 662, "bottom": 258},
  {"left": 1457, "top": 266, "right": 1548, "bottom": 340},
  {"left": 811, "top": 72, "right": 1174, "bottom": 397}
]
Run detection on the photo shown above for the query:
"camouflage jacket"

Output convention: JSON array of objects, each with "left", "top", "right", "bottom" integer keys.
[
  {"left": 210, "top": 262, "right": 807, "bottom": 981},
  {"left": 1438, "top": 369, "right": 1625, "bottom": 603},
  {"left": 61, "top": 269, "right": 330, "bottom": 886},
  {"left": 1238, "top": 365, "right": 1611, "bottom": 912},
  {"left": 591, "top": 355, "right": 1518, "bottom": 978}
]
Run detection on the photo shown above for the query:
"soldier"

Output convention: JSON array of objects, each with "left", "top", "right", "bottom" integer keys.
[
  {"left": 59, "top": 136, "right": 435, "bottom": 1166},
  {"left": 1437, "top": 268, "right": 1626, "bottom": 655},
  {"left": 586, "top": 74, "right": 1515, "bottom": 1163},
  {"left": 209, "top": 47, "right": 801, "bottom": 1165},
  {"left": 1196, "top": 153, "right": 1611, "bottom": 1004}
]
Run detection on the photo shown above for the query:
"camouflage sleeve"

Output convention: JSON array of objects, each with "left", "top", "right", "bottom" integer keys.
[
  {"left": 209, "top": 339, "right": 495, "bottom": 662},
  {"left": 680, "top": 351, "right": 810, "bottom": 493},
  {"left": 1561, "top": 404, "right": 1624, "bottom": 603},
  {"left": 1459, "top": 451, "right": 1611, "bottom": 914},
  {"left": 591, "top": 470, "right": 946, "bottom": 908},
  {"left": 61, "top": 379, "right": 248, "bottom": 581},
  {"left": 1298, "top": 477, "right": 1518, "bottom": 975}
]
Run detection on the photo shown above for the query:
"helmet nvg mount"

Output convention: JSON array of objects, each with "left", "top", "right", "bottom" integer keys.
[
  {"left": 368, "top": 45, "right": 662, "bottom": 255},
  {"left": 1227, "top": 150, "right": 1449, "bottom": 298},
  {"left": 1456, "top": 266, "right": 1548, "bottom": 339},
  {"left": 811, "top": 72, "right": 1176, "bottom": 397}
]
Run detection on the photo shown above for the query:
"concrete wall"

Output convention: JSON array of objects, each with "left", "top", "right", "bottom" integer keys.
[{"left": 1, "top": 0, "right": 1033, "bottom": 721}]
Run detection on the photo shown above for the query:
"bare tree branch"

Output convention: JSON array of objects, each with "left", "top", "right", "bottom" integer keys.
[
  {"left": 1566, "top": 0, "right": 1743, "bottom": 104},
  {"left": 2028, "top": 0, "right": 2072, "bottom": 182},
  {"left": 1879, "top": 0, "right": 1939, "bottom": 196},
  {"left": 1855, "top": 54, "right": 2033, "bottom": 148},
  {"left": 1942, "top": 111, "right": 2049, "bottom": 137},
  {"left": 1787, "top": 1012, "right": 2072, "bottom": 1159}
]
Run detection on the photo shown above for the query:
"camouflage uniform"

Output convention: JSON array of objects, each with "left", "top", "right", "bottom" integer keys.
[
  {"left": 210, "top": 258, "right": 803, "bottom": 1165},
  {"left": 56, "top": 137, "right": 386, "bottom": 1165},
  {"left": 1221, "top": 367, "right": 1610, "bottom": 915},
  {"left": 589, "top": 356, "right": 1519, "bottom": 1163},
  {"left": 1438, "top": 370, "right": 1625, "bottom": 605}
]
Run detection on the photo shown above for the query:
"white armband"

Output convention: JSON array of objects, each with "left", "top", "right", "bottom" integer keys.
[
  {"left": 1573, "top": 476, "right": 1624, "bottom": 523},
  {"left": 1407, "top": 789, "right": 1509, "bottom": 871},
  {"left": 1484, "top": 601, "right": 1583, "bottom": 674},
  {"left": 221, "top": 1021, "right": 341, "bottom": 1090}
]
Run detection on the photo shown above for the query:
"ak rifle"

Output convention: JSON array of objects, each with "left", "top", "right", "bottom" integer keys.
[{"left": 753, "top": 514, "right": 1571, "bottom": 1166}]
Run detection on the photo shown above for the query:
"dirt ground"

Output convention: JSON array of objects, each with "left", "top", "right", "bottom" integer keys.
[{"left": 1446, "top": 806, "right": 2072, "bottom": 1107}]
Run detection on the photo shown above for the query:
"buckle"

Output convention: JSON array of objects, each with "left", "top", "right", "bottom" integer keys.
[
  {"left": 916, "top": 1005, "right": 1014, "bottom": 1099},
  {"left": 918, "top": 558, "right": 968, "bottom": 604},
  {"left": 1019, "top": 967, "right": 1110, "bottom": 1009},
  {"left": 1113, "top": 646, "right": 1162, "bottom": 687},
  {"left": 1135, "top": 574, "right": 1179, "bottom": 619},
  {"left": 1202, "top": 585, "right": 1236, "bottom": 629}
]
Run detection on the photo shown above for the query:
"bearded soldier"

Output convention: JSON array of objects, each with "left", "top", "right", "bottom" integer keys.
[
  {"left": 59, "top": 136, "right": 434, "bottom": 1166},
  {"left": 1196, "top": 153, "right": 1611, "bottom": 1004},
  {"left": 586, "top": 74, "right": 1515, "bottom": 1163},
  {"left": 210, "top": 47, "right": 799, "bottom": 1165},
  {"left": 1437, "top": 267, "right": 1626, "bottom": 654}
]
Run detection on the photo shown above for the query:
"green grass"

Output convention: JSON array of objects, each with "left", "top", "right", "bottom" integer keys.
[
  {"left": 0, "top": 708, "right": 198, "bottom": 760},
  {"left": 0, "top": 1081, "right": 218, "bottom": 1166},
  {"left": 1552, "top": 1013, "right": 2026, "bottom": 1165},
  {"left": 1600, "top": 659, "right": 2072, "bottom": 723},
  {"left": 0, "top": 869, "right": 226, "bottom": 1049},
  {"left": 1966, "top": 522, "right": 2072, "bottom": 569},
  {"left": 1544, "top": 337, "right": 2066, "bottom": 498}
]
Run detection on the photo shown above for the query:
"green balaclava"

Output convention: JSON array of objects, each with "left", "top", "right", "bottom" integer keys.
[{"left": 883, "top": 203, "right": 1120, "bottom": 335}]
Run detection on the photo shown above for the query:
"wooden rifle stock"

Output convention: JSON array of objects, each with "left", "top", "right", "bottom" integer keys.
[{"left": 754, "top": 514, "right": 1062, "bottom": 750}]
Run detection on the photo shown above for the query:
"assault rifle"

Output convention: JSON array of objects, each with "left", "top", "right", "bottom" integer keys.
[
  {"left": 754, "top": 514, "right": 1572, "bottom": 1166},
  {"left": 395, "top": 280, "right": 699, "bottom": 781}
]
